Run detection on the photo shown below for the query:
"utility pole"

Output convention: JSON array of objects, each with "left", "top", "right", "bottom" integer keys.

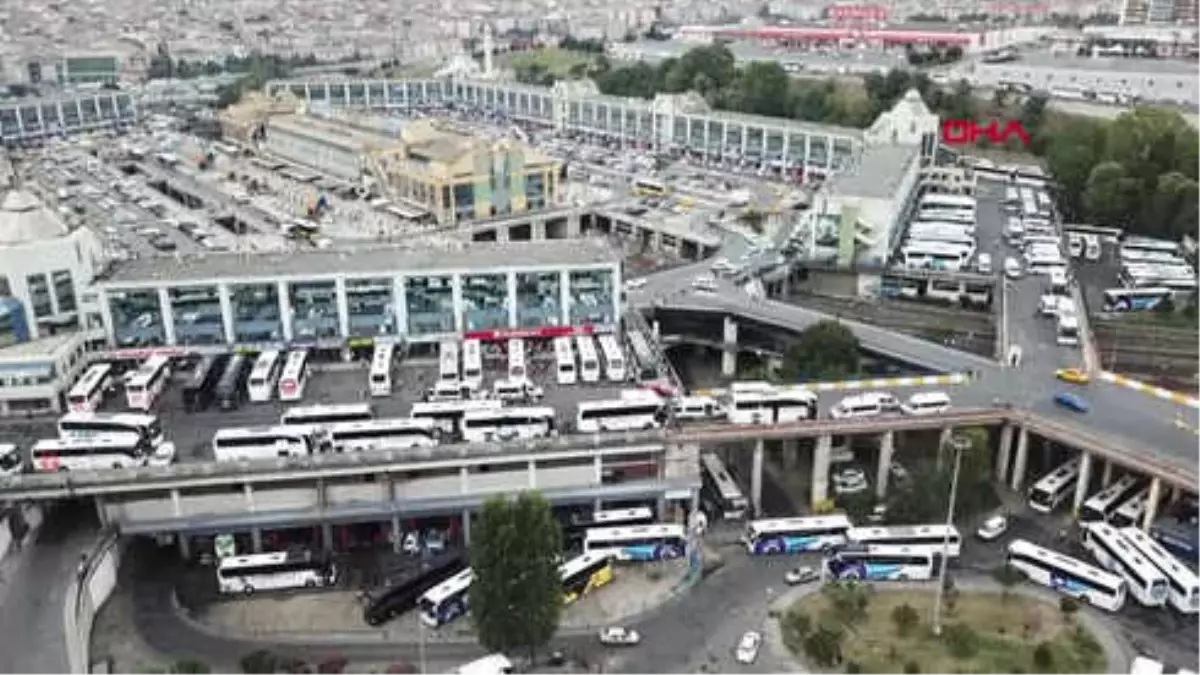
[
  {"left": 931, "top": 434, "right": 969, "bottom": 636},
  {"left": 418, "top": 610, "right": 427, "bottom": 674}
]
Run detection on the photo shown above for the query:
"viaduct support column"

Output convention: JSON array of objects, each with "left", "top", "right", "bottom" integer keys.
[
  {"left": 811, "top": 435, "right": 832, "bottom": 507},
  {"left": 1008, "top": 428, "right": 1030, "bottom": 492},
  {"left": 462, "top": 510, "right": 472, "bottom": 546},
  {"left": 1142, "top": 478, "right": 1162, "bottom": 531},
  {"left": 782, "top": 438, "right": 799, "bottom": 470},
  {"left": 995, "top": 424, "right": 1014, "bottom": 483},
  {"left": 876, "top": 431, "right": 895, "bottom": 499},
  {"left": 1072, "top": 452, "right": 1094, "bottom": 517},
  {"left": 751, "top": 439, "right": 764, "bottom": 517},
  {"left": 244, "top": 484, "right": 263, "bottom": 553},
  {"left": 1101, "top": 461, "right": 1114, "bottom": 487},
  {"left": 722, "top": 316, "right": 738, "bottom": 378},
  {"left": 937, "top": 427, "right": 954, "bottom": 470}
]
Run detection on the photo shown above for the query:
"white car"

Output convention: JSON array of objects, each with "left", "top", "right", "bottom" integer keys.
[
  {"left": 833, "top": 467, "right": 869, "bottom": 496},
  {"left": 1004, "top": 256, "right": 1023, "bottom": 279},
  {"left": 598, "top": 626, "right": 641, "bottom": 646},
  {"left": 976, "top": 514, "right": 1009, "bottom": 541},
  {"left": 623, "top": 278, "right": 647, "bottom": 292},
  {"left": 735, "top": 631, "right": 762, "bottom": 664},
  {"left": 784, "top": 567, "right": 819, "bottom": 585},
  {"left": 147, "top": 441, "right": 178, "bottom": 468},
  {"left": 691, "top": 276, "right": 717, "bottom": 293}
]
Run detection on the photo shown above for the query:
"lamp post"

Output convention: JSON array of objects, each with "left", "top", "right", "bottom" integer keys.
[{"left": 931, "top": 434, "right": 970, "bottom": 637}]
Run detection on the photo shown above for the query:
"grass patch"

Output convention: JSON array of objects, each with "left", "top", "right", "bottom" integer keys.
[
  {"left": 784, "top": 586, "right": 1106, "bottom": 674},
  {"left": 502, "top": 48, "right": 596, "bottom": 77}
]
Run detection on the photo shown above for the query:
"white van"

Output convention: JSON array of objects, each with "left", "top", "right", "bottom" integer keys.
[
  {"left": 492, "top": 378, "right": 544, "bottom": 403},
  {"left": 1004, "top": 256, "right": 1023, "bottom": 279},
  {"left": 1049, "top": 268, "right": 1068, "bottom": 294},
  {"left": 424, "top": 380, "right": 481, "bottom": 403},
  {"left": 902, "top": 392, "right": 951, "bottom": 416},
  {"left": 829, "top": 392, "right": 900, "bottom": 419},
  {"left": 976, "top": 253, "right": 993, "bottom": 274},
  {"left": 672, "top": 395, "right": 724, "bottom": 420}
]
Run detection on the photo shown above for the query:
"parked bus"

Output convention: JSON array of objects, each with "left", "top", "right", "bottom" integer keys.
[
  {"left": 216, "top": 550, "right": 335, "bottom": 595},
  {"left": 575, "top": 391, "right": 664, "bottom": 433},
  {"left": 418, "top": 567, "right": 475, "bottom": 627},
  {"left": 900, "top": 241, "right": 973, "bottom": 271},
  {"left": 1081, "top": 522, "right": 1168, "bottom": 607},
  {"left": 1006, "top": 539, "right": 1127, "bottom": 612},
  {"left": 215, "top": 353, "right": 252, "bottom": 411},
  {"left": 742, "top": 516, "right": 852, "bottom": 555},
  {"left": 181, "top": 354, "right": 230, "bottom": 412},
  {"left": 845, "top": 524, "right": 962, "bottom": 558},
  {"left": 461, "top": 339, "right": 483, "bottom": 389},
  {"left": 32, "top": 436, "right": 154, "bottom": 472},
  {"left": 1119, "top": 527, "right": 1200, "bottom": 614},
  {"left": 575, "top": 336, "right": 600, "bottom": 383},
  {"left": 67, "top": 364, "right": 114, "bottom": 413},
  {"left": 560, "top": 551, "right": 615, "bottom": 604},
  {"left": 1102, "top": 287, "right": 1172, "bottom": 312},
  {"left": 728, "top": 382, "right": 817, "bottom": 425},
  {"left": 369, "top": 343, "right": 395, "bottom": 397},
  {"left": 277, "top": 350, "right": 311, "bottom": 402},
  {"left": 1109, "top": 488, "right": 1155, "bottom": 529},
  {"left": 360, "top": 552, "right": 465, "bottom": 625},
  {"left": 281, "top": 403, "right": 374, "bottom": 427},
  {"left": 567, "top": 507, "right": 656, "bottom": 533},
  {"left": 626, "top": 330, "right": 659, "bottom": 381},
  {"left": 439, "top": 341, "right": 460, "bottom": 383},
  {"left": 410, "top": 399, "right": 502, "bottom": 437},
  {"left": 58, "top": 411, "right": 164, "bottom": 446},
  {"left": 826, "top": 545, "right": 935, "bottom": 582},
  {"left": 461, "top": 406, "right": 557, "bottom": 443},
  {"left": 632, "top": 177, "right": 667, "bottom": 197},
  {"left": 554, "top": 336, "right": 577, "bottom": 385},
  {"left": 125, "top": 355, "right": 172, "bottom": 410},
  {"left": 212, "top": 426, "right": 319, "bottom": 462},
  {"left": 328, "top": 418, "right": 439, "bottom": 452},
  {"left": 247, "top": 350, "right": 283, "bottom": 403},
  {"left": 583, "top": 523, "right": 687, "bottom": 562},
  {"left": 454, "top": 654, "right": 513, "bottom": 675},
  {"left": 597, "top": 334, "right": 626, "bottom": 382},
  {"left": 506, "top": 339, "right": 526, "bottom": 380},
  {"left": 1027, "top": 458, "right": 1082, "bottom": 514},
  {"left": 700, "top": 452, "right": 749, "bottom": 520},
  {"left": 1081, "top": 475, "right": 1142, "bottom": 523}
]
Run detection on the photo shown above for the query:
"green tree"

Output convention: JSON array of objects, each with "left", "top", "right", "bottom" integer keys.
[
  {"left": 1033, "top": 642, "right": 1055, "bottom": 670},
  {"left": 991, "top": 564, "right": 1025, "bottom": 602},
  {"left": 1059, "top": 596, "right": 1081, "bottom": 620},
  {"left": 942, "top": 623, "right": 979, "bottom": 659},
  {"left": 836, "top": 490, "right": 877, "bottom": 522},
  {"left": 1083, "top": 161, "right": 1141, "bottom": 227},
  {"left": 802, "top": 624, "right": 845, "bottom": 667},
  {"left": 891, "top": 603, "right": 920, "bottom": 637},
  {"left": 903, "top": 660, "right": 921, "bottom": 674},
  {"left": 823, "top": 581, "right": 870, "bottom": 625},
  {"left": 469, "top": 492, "right": 563, "bottom": 663},
  {"left": 171, "top": 660, "right": 211, "bottom": 674},
  {"left": 780, "top": 320, "right": 860, "bottom": 382},
  {"left": 240, "top": 650, "right": 278, "bottom": 674}
]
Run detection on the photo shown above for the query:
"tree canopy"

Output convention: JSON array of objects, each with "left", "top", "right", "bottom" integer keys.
[
  {"left": 780, "top": 319, "right": 861, "bottom": 382},
  {"left": 469, "top": 492, "right": 563, "bottom": 662},
  {"left": 883, "top": 427, "right": 998, "bottom": 525}
]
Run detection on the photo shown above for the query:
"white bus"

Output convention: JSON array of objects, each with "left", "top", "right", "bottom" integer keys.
[
  {"left": 58, "top": 411, "right": 164, "bottom": 446},
  {"left": 1103, "top": 287, "right": 1172, "bottom": 312},
  {"left": 584, "top": 523, "right": 687, "bottom": 562},
  {"left": 31, "top": 436, "right": 153, "bottom": 472},
  {"left": 575, "top": 391, "right": 664, "bottom": 433},
  {"left": 454, "top": 655, "right": 513, "bottom": 675},
  {"left": 1027, "top": 458, "right": 1082, "bottom": 513},
  {"left": 914, "top": 208, "right": 975, "bottom": 225},
  {"left": 461, "top": 339, "right": 483, "bottom": 389},
  {"left": 575, "top": 336, "right": 600, "bottom": 383},
  {"left": 554, "top": 336, "right": 577, "bottom": 385},
  {"left": 369, "top": 343, "right": 395, "bottom": 397},
  {"left": 846, "top": 524, "right": 962, "bottom": 558},
  {"left": 278, "top": 350, "right": 311, "bottom": 402},
  {"left": 826, "top": 545, "right": 935, "bottom": 582},
  {"left": 419, "top": 567, "right": 475, "bottom": 627},
  {"left": 411, "top": 399, "right": 502, "bottom": 437},
  {"left": 1081, "top": 475, "right": 1142, "bottom": 523},
  {"left": 216, "top": 551, "right": 335, "bottom": 595},
  {"left": 918, "top": 193, "right": 976, "bottom": 216},
  {"left": 247, "top": 350, "right": 283, "bottom": 403},
  {"left": 1120, "top": 236, "right": 1179, "bottom": 258},
  {"left": 701, "top": 452, "right": 749, "bottom": 520},
  {"left": 568, "top": 507, "right": 656, "bottom": 532},
  {"left": 212, "top": 426, "right": 318, "bottom": 462},
  {"left": 67, "top": 364, "right": 114, "bottom": 413},
  {"left": 439, "top": 341, "right": 460, "bottom": 384},
  {"left": 1006, "top": 539, "right": 1127, "bottom": 612},
  {"left": 125, "top": 355, "right": 172, "bottom": 410},
  {"left": 1119, "top": 527, "right": 1200, "bottom": 614},
  {"left": 1109, "top": 488, "right": 1154, "bottom": 529},
  {"left": 506, "top": 339, "right": 526, "bottom": 380},
  {"left": 743, "top": 515, "right": 852, "bottom": 555},
  {"left": 1082, "top": 522, "right": 1168, "bottom": 607},
  {"left": 328, "top": 418, "right": 438, "bottom": 452},
  {"left": 596, "top": 334, "right": 626, "bottom": 382},
  {"left": 461, "top": 406, "right": 557, "bottom": 442},
  {"left": 728, "top": 382, "right": 817, "bottom": 425},
  {"left": 281, "top": 403, "right": 374, "bottom": 427},
  {"left": 901, "top": 241, "right": 974, "bottom": 271}
]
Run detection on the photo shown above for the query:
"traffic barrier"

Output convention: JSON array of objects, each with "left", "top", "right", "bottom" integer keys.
[
  {"left": 64, "top": 530, "right": 121, "bottom": 674},
  {"left": 1098, "top": 372, "right": 1200, "bottom": 409},
  {"left": 693, "top": 372, "right": 972, "bottom": 397}
]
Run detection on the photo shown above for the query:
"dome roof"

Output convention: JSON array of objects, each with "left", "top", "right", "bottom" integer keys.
[{"left": 0, "top": 190, "right": 68, "bottom": 246}]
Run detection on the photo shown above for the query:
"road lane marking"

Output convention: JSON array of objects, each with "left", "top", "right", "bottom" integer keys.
[{"left": 693, "top": 372, "right": 972, "bottom": 397}]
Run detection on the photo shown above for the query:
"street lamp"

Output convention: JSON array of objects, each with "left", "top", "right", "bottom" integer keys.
[{"left": 931, "top": 434, "right": 971, "bottom": 637}]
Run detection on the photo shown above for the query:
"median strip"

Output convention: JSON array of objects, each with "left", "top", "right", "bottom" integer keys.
[{"left": 1098, "top": 372, "right": 1200, "bottom": 409}]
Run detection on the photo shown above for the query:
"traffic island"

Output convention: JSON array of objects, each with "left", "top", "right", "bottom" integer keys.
[{"left": 767, "top": 578, "right": 1126, "bottom": 674}]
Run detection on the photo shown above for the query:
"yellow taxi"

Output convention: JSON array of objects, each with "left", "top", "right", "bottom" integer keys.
[{"left": 1055, "top": 368, "right": 1090, "bottom": 385}]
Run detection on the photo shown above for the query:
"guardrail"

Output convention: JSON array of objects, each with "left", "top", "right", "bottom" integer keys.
[{"left": 64, "top": 529, "right": 120, "bottom": 674}]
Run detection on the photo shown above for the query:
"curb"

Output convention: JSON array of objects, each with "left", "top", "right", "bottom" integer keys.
[
  {"left": 694, "top": 373, "right": 972, "bottom": 397},
  {"left": 1098, "top": 372, "right": 1200, "bottom": 409}
]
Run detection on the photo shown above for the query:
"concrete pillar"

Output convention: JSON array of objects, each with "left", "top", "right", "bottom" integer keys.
[
  {"left": 462, "top": 510, "right": 472, "bottom": 546},
  {"left": 335, "top": 277, "right": 350, "bottom": 340},
  {"left": 782, "top": 438, "right": 799, "bottom": 470},
  {"left": 532, "top": 219, "right": 547, "bottom": 240},
  {"left": 876, "top": 431, "right": 896, "bottom": 499},
  {"left": 722, "top": 316, "right": 738, "bottom": 378},
  {"left": 277, "top": 280, "right": 293, "bottom": 342},
  {"left": 1169, "top": 485, "right": 1181, "bottom": 505},
  {"left": 751, "top": 439, "right": 764, "bottom": 516},
  {"left": 1009, "top": 428, "right": 1030, "bottom": 491},
  {"left": 321, "top": 522, "right": 334, "bottom": 552},
  {"left": 391, "top": 515, "right": 402, "bottom": 553},
  {"left": 177, "top": 534, "right": 191, "bottom": 560},
  {"left": 94, "top": 497, "right": 109, "bottom": 527},
  {"left": 158, "top": 287, "right": 177, "bottom": 345},
  {"left": 996, "top": 424, "right": 1014, "bottom": 483},
  {"left": 566, "top": 212, "right": 581, "bottom": 238},
  {"left": 657, "top": 495, "right": 669, "bottom": 521},
  {"left": 451, "top": 274, "right": 464, "bottom": 334},
  {"left": 1101, "top": 461, "right": 1113, "bottom": 487},
  {"left": 1142, "top": 478, "right": 1162, "bottom": 531},
  {"left": 393, "top": 277, "right": 407, "bottom": 337},
  {"left": 1072, "top": 452, "right": 1094, "bottom": 517},
  {"left": 506, "top": 271, "right": 518, "bottom": 329},
  {"left": 812, "top": 434, "right": 832, "bottom": 507},
  {"left": 250, "top": 528, "right": 264, "bottom": 553},
  {"left": 218, "top": 283, "right": 236, "bottom": 345},
  {"left": 937, "top": 427, "right": 953, "bottom": 470},
  {"left": 651, "top": 320, "right": 661, "bottom": 340},
  {"left": 496, "top": 225, "right": 510, "bottom": 243}
]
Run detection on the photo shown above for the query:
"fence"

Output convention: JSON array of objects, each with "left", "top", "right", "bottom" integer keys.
[{"left": 64, "top": 529, "right": 121, "bottom": 674}]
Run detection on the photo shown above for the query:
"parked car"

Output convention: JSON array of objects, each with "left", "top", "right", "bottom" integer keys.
[
  {"left": 598, "top": 626, "right": 641, "bottom": 646},
  {"left": 833, "top": 467, "right": 869, "bottom": 496},
  {"left": 976, "top": 514, "right": 1009, "bottom": 541},
  {"left": 785, "top": 567, "right": 819, "bottom": 585},
  {"left": 736, "top": 631, "right": 762, "bottom": 664}
]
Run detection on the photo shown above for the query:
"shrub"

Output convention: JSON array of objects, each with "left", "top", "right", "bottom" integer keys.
[
  {"left": 846, "top": 661, "right": 863, "bottom": 673},
  {"left": 171, "top": 661, "right": 211, "bottom": 674},
  {"left": 991, "top": 565, "right": 1026, "bottom": 588},
  {"left": 891, "top": 603, "right": 920, "bottom": 637},
  {"left": 1059, "top": 596, "right": 1081, "bottom": 618},
  {"left": 803, "top": 625, "right": 844, "bottom": 667},
  {"left": 824, "top": 581, "right": 871, "bottom": 626},
  {"left": 1033, "top": 643, "right": 1054, "bottom": 670},
  {"left": 943, "top": 623, "right": 980, "bottom": 659},
  {"left": 240, "top": 651, "right": 277, "bottom": 674},
  {"left": 903, "top": 660, "right": 921, "bottom": 673},
  {"left": 785, "top": 610, "right": 812, "bottom": 639},
  {"left": 1072, "top": 625, "right": 1100, "bottom": 653}
]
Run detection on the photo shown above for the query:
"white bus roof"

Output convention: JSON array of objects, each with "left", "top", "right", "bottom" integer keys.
[
  {"left": 462, "top": 405, "right": 556, "bottom": 419},
  {"left": 585, "top": 523, "right": 685, "bottom": 541},
  {"left": 1007, "top": 539, "right": 1124, "bottom": 587},
  {"left": 328, "top": 417, "right": 435, "bottom": 433},
  {"left": 412, "top": 399, "right": 502, "bottom": 414},
  {"left": 33, "top": 436, "right": 142, "bottom": 451},
  {"left": 848, "top": 524, "right": 960, "bottom": 539},
  {"left": 559, "top": 551, "right": 614, "bottom": 578},
  {"left": 422, "top": 567, "right": 474, "bottom": 603},
  {"left": 283, "top": 403, "right": 373, "bottom": 417},
  {"left": 749, "top": 515, "right": 852, "bottom": 533},
  {"left": 59, "top": 411, "right": 156, "bottom": 425},
  {"left": 1031, "top": 457, "right": 1082, "bottom": 490},
  {"left": 214, "top": 425, "right": 311, "bottom": 439}
]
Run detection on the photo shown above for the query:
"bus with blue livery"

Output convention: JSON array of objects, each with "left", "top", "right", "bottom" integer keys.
[
  {"left": 742, "top": 515, "right": 852, "bottom": 555},
  {"left": 583, "top": 523, "right": 687, "bottom": 562},
  {"left": 825, "top": 545, "right": 935, "bottom": 582}
]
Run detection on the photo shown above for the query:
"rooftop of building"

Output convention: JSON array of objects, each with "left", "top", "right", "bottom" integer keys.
[
  {"left": 96, "top": 238, "right": 619, "bottom": 287},
  {"left": 0, "top": 332, "right": 79, "bottom": 362},
  {"left": 0, "top": 189, "right": 69, "bottom": 246},
  {"left": 398, "top": 118, "right": 556, "bottom": 169},
  {"left": 830, "top": 143, "right": 921, "bottom": 201},
  {"left": 268, "top": 111, "right": 400, "bottom": 153}
]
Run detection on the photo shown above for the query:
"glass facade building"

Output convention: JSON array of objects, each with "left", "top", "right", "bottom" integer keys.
[
  {"left": 346, "top": 278, "right": 396, "bottom": 338},
  {"left": 230, "top": 283, "right": 283, "bottom": 343},
  {"left": 170, "top": 286, "right": 224, "bottom": 345},
  {"left": 108, "top": 289, "right": 165, "bottom": 347},
  {"left": 289, "top": 281, "right": 339, "bottom": 340}
]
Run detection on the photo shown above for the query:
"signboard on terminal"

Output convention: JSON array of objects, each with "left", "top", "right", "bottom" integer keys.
[
  {"left": 941, "top": 120, "right": 1031, "bottom": 148},
  {"left": 463, "top": 325, "right": 597, "bottom": 341}
]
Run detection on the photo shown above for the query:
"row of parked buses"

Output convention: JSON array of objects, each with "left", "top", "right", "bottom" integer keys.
[
  {"left": 16, "top": 411, "right": 175, "bottom": 473},
  {"left": 552, "top": 334, "right": 627, "bottom": 385}
]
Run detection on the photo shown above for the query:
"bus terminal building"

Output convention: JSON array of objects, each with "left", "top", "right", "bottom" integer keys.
[{"left": 93, "top": 238, "right": 622, "bottom": 358}]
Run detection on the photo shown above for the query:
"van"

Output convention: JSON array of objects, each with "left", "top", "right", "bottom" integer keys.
[
  {"left": 425, "top": 380, "right": 479, "bottom": 403},
  {"left": 673, "top": 395, "right": 724, "bottom": 420},
  {"left": 829, "top": 392, "right": 900, "bottom": 419},
  {"left": 1004, "top": 256, "right": 1023, "bottom": 279},
  {"left": 492, "top": 378, "right": 544, "bottom": 403},
  {"left": 976, "top": 253, "right": 993, "bottom": 274},
  {"left": 902, "top": 391, "right": 951, "bottom": 416},
  {"left": 1049, "top": 268, "right": 1068, "bottom": 294},
  {"left": 1067, "top": 233, "right": 1085, "bottom": 258}
]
